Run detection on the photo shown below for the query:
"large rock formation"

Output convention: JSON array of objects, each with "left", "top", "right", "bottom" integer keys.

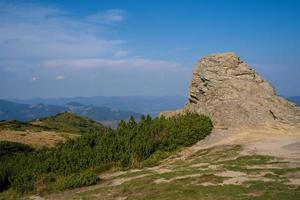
[{"left": 162, "top": 52, "right": 300, "bottom": 129}]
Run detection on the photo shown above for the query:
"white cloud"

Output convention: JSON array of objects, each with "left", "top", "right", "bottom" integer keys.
[
  {"left": 0, "top": 3, "right": 187, "bottom": 83},
  {"left": 43, "top": 58, "right": 185, "bottom": 72},
  {"left": 0, "top": 4, "right": 125, "bottom": 60},
  {"left": 55, "top": 75, "right": 65, "bottom": 80},
  {"left": 114, "top": 50, "right": 128, "bottom": 58},
  {"left": 87, "top": 9, "right": 126, "bottom": 23},
  {"left": 31, "top": 77, "right": 37, "bottom": 81}
]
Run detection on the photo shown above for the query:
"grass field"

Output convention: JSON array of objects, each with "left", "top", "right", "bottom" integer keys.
[{"left": 36, "top": 145, "right": 300, "bottom": 200}]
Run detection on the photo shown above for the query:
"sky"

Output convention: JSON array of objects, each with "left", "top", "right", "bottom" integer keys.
[{"left": 0, "top": 0, "right": 299, "bottom": 99}]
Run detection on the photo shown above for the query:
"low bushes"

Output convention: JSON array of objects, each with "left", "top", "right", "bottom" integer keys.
[
  {"left": 0, "top": 141, "right": 33, "bottom": 159},
  {"left": 0, "top": 113, "right": 212, "bottom": 193},
  {"left": 62, "top": 171, "right": 99, "bottom": 189}
]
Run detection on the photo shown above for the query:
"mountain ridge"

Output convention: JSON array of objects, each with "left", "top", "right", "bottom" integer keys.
[
  {"left": 10, "top": 96, "right": 186, "bottom": 116},
  {"left": 0, "top": 99, "right": 141, "bottom": 122}
]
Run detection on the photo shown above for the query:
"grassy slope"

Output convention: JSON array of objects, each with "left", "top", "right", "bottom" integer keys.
[
  {"left": 32, "top": 112, "right": 106, "bottom": 134},
  {"left": 0, "top": 112, "right": 105, "bottom": 148},
  {"left": 42, "top": 145, "right": 300, "bottom": 200},
  {"left": 0, "top": 112, "right": 105, "bottom": 133}
]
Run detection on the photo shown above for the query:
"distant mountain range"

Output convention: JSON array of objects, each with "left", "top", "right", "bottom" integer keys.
[
  {"left": 0, "top": 95, "right": 298, "bottom": 123},
  {"left": 10, "top": 96, "right": 187, "bottom": 116},
  {"left": 0, "top": 100, "right": 141, "bottom": 122},
  {"left": 287, "top": 96, "right": 300, "bottom": 106}
]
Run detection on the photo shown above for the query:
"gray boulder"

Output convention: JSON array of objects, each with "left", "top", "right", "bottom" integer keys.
[{"left": 162, "top": 52, "right": 300, "bottom": 129}]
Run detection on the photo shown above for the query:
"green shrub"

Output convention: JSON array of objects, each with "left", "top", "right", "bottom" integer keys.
[
  {"left": 141, "top": 150, "right": 171, "bottom": 167},
  {"left": 0, "top": 166, "right": 10, "bottom": 192},
  {"left": 0, "top": 141, "right": 33, "bottom": 159},
  {"left": 162, "top": 113, "right": 213, "bottom": 150},
  {"left": 62, "top": 171, "right": 99, "bottom": 189},
  {"left": 0, "top": 112, "right": 212, "bottom": 193},
  {"left": 37, "top": 112, "right": 106, "bottom": 134},
  {"left": 11, "top": 172, "right": 34, "bottom": 193},
  {"left": 0, "top": 120, "right": 45, "bottom": 132},
  {"left": 0, "top": 142, "right": 34, "bottom": 192}
]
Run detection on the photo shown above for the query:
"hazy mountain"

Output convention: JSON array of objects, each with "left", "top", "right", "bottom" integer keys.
[
  {"left": 0, "top": 100, "right": 141, "bottom": 122},
  {"left": 65, "top": 102, "right": 141, "bottom": 121},
  {"left": 11, "top": 96, "right": 186, "bottom": 116},
  {"left": 287, "top": 96, "right": 300, "bottom": 106},
  {"left": 0, "top": 100, "right": 67, "bottom": 121}
]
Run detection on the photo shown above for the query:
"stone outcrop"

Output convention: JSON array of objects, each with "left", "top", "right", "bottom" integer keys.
[{"left": 162, "top": 52, "right": 300, "bottom": 128}]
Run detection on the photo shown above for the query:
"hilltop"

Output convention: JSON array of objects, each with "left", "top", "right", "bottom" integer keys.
[{"left": 0, "top": 112, "right": 105, "bottom": 148}]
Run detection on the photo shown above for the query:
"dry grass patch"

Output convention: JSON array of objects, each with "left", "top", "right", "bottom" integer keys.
[{"left": 0, "top": 130, "right": 78, "bottom": 148}]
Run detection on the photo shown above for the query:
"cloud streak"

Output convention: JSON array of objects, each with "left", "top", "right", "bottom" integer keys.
[
  {"left": 43, "top": 58, "right": 185, "bottom": 71},
  {"left": 87, "top": 9, "right": 126, "bottom": 23},
  {"left": 0, "top": 3, "right": 184, "bottom": 72},
  {"left": 114, "top": 50, "right": 129, "bottom": 58},
  {"left": 0, "top": 2, "right": 189, "bottom": 98},
  {"left": 0, "top": 3, "right": 125, "bottom": 60},
  {"left": 55, "top": 75, "right": 65, "bottom": 80}
]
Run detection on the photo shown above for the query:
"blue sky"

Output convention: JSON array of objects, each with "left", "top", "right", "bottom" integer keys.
[{"left": 0, "top": 0, "right": 299, "bottom": 98}]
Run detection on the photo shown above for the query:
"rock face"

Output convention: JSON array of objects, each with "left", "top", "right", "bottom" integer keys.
[{"left": 163, "top": 52, "right": 300, "bottom": 128}]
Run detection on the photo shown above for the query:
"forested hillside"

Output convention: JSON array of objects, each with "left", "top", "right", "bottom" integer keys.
[{"left": 0, "top": 100, "right": 67, "bottom": 121}]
